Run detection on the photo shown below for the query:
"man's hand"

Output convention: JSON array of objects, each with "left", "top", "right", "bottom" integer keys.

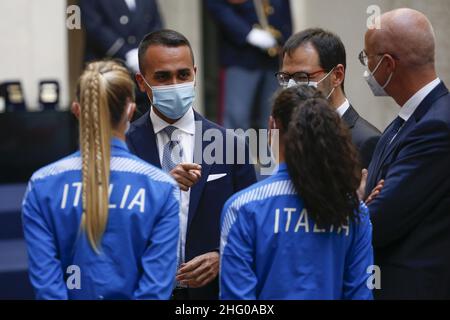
[
  {"left": 357, "top": 169, "right": 369, "bottom": 201},
  {"left": 170, "top": 163, "right": 201, "bottom": 192},
  {"left": 176, "top": 251, "right": 219, "bottom": 288},
  {"left": 366, "top": 179, "right": 385, "bottom": 205},
  {"left": 357, "top": 169, "right": 385, "bottom": 204}
]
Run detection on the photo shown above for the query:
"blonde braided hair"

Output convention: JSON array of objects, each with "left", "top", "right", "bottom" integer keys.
[{"left": 78, "top": 60, "right": 134, "bottom": 253}]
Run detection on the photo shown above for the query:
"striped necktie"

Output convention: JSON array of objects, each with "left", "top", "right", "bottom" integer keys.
[{"left": 161, "top": 126, "right": 184, "bottom": 172}]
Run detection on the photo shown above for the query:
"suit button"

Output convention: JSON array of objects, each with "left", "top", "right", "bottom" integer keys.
[
  {"left": 128, "top": 36, "right": 136, "bottom": 45},
  {"left": 120, "top": 15, "right": 129, "bottom": 25}
]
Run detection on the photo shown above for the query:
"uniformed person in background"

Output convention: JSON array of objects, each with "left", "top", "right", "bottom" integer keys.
[
  {"left": 80, "top": 0, "right": 163, "bottom": 71},
  {"left": 205, "top": 0, "right": 292, "bottom": 130},
  {"left": 220, "top": 86, "right": 374, "bottom": 299},
  {"left": 22, "top": 60, "right": 180, "bottom": 300},
  {"left": 80, "top": 0, "right": 163, "bottom": 119}
]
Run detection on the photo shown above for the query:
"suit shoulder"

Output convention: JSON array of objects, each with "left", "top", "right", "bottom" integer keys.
[
  {"left": 425, "top": 95, "right": 450, "bottom": 124},
  {"left": 351, "top": 116, "right": 381, "bottom": 151},
  {"left": 127, "top": 112, "right": 150, "bottom": 135},
  {"left": 354, "top": 115, "right": 381, "bottom": 137},
  {"left": 196, "top": 112, "right": 227, "bottom": 133}
]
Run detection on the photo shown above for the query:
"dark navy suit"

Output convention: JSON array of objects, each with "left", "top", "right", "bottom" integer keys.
[
  {"left": 342, "top": 105, "right": 381, "bottom": 169},
  {"left": 126, "top": 110, "right": 257, "bottom": 299},
  {"left": 366, "top": 82, "right": 450, "bottom": 299},
  {"left": 80, "top": 0, "right": 163, "bottom": 62}
]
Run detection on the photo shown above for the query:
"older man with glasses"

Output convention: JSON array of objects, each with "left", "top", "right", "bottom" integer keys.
[{"left": 360, "top": 8, "right": 450, "bottom": 300}]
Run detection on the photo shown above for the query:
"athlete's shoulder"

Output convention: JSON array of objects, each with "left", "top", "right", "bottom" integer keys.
[
  {"left": 30, "top": 152, "right": 81, "bottom": 183},
  {"left": 110, "top": 153, "right": 177, "bottom": 187},
  {"left": 224, "top": 173, "right": 295, "bottom": 214}
]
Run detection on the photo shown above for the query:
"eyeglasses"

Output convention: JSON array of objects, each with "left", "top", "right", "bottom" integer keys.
[
  {"left": 275, "top": 69, "right": 326, "bottom": 87},
  {"left": 358, "top": 50, "right": 399, "bottom": 66}
]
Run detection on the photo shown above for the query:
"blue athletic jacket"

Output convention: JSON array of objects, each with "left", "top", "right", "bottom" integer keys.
[
  {"left": 220, "top": 163, "right": 374, "bottom": 300},
  {"left": 22, "top": 138, "right": 180, "bottom": 300}
]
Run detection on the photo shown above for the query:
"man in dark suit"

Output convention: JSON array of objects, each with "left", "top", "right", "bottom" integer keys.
[
  {"left": 361, "top": 8, "right": 450, "bottom": 299},
  {"left": 205, "top": 0, "right": 292, "bottom": 130},
  {"left": 279, "top": 28, "right": 381, "bottom": 169},
  {"left": 126, "top": 30, "right": 257, "bottom": 300}
]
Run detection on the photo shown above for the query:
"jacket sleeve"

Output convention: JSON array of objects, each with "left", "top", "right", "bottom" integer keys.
[
  {"left": 134, "top": 184, "right": 180, "bottom": 300},
  {"left": 204, "top": 0, "right": 253, "bottom": 46},
  {"left": 360, "top": 135, "right": 380, "bottom": 170},
  {"left": 220, "top": 200, "right": 257, "bottom": 300},
  {"left": 22, "top": 181, "right": 68, "bottom": 300},
  {"left": 343, "top": 203, "right": 374, "bottom": 300},
  {"left": 368, "top": 119, "right": 450, "bottom": 248},
  {"left": 79, "top": 0, "right": 132, "bottom": 59}
]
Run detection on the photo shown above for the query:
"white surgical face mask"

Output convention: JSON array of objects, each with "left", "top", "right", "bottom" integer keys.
[
  {"left": 286, "top": 68, "right": 336, "bottom": 99},
  {"left": 286, "top": 79, "right": 299, "bottom": 88},
  {"left": 364, "top": 55, "right": 393, "bottom": 97},
  {"left": 308, "top": 67, "right": 335, "bottom": 89}
]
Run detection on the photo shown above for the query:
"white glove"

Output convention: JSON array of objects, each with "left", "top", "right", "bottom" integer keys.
[
  {"left": 125, "top": 48, "right": 139, "bottom": 73},
  {"left": 246, "top": 28, "right": 277, "bottom": 51}
]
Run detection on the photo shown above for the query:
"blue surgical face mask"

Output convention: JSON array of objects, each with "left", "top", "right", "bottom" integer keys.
[{"left": 142, "top": 77, "right": 196, "bottom": 120}]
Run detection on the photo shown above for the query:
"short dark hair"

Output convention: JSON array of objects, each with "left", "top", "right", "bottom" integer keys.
[
  {"left": 138, "top": 29, "right": 195, "bottom": 73},
  {"left": 283, "top": 28, "right": 347, "bottom": 89}
]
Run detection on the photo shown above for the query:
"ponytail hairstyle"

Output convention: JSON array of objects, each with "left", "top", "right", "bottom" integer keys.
[
  {"left": 272, "top": 86, "right": 361, "bottom": 228},
  {"left": 77, "top": 60, "right": 135, "bottom": 253}
]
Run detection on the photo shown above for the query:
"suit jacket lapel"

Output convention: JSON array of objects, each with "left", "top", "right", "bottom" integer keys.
[
  {"left": 129, "top": 111, "right": 161, "bottom": 168},
  {"left": 342, "top": 105, "right": 359, "bottom": 129},
  {"left": 380, "top": 82, "right": 448, "bottom": 168},
  {"left": 187, "top": 112, "right": 213, "bottom": 230},
  {"left": 370, "top": 82, "right": 449, "bottom": 187}
]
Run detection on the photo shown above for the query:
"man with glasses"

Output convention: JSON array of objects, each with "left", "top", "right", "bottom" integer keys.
[
  {"left": 277, "top": 28, "right": 380, "bottom": 169},
  {"left": 360, "top": 8, "right": 450, "bottom": 299}
]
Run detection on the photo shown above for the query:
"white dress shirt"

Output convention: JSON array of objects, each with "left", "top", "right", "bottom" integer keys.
[
  {"left": 398, "top": 78, "right": 441, "bottom": 122},
  {"left": 124, "top": 0, "right": 136, "bottom": 11},
  {"left": 336, "top": 98, "right": 350, "bottom": 118},
  {"left": 150, "top": 107, "right": 196, "bottom": 265}
]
